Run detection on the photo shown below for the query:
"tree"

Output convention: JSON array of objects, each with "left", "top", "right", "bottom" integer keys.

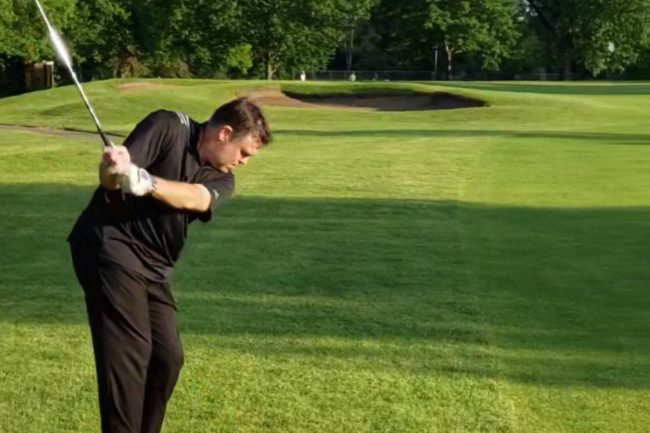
[
  {"left": 65, "top": 0, "right": 134, "bottom": 78},
  {"left": 0, "top": 0, "right": 76, "bottom": 63},
  {"left": 339, "top": 0, "right": 377, "bottom": 71},
  {"left": 165, "top": 0, "right": 242, "bottom": 77},
  {"left": 425, "top": 0, "right": 519, "bottom": 77},
  {"left": 369, "top": 0, "right": 436, "bottom": 70},
  {"left": 526, "top": 0, "right": 650, "bottom": 78},
  {"left": 242, "top": 0, "right": 350, "bottom": 80}
]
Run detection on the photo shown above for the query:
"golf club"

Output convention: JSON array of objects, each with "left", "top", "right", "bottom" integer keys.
[{"left": 34, "top": 0, "right": 113, "bottom": 148}]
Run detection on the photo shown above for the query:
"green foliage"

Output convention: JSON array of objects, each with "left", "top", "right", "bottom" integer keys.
[
  {"left": 0, "top": 0, "right": 76, "bottom": 62},
  {"left": 425, "top": 0, "right": 519, "bottom": 73},
  {"left": 582, "top": 0, "right": 650, "bottom": 76},
  {"left": 65, "top": 0, "right": 133, "bottom": 78},
  {"left": 242, "top": 0, "right": 359, "bottom": 79},
  {"left": 527, "top": 0, "right": 650, "bottom": 77},
  {"left": 226, "top": 44, "right": 253, "bottom": 78},
  {"left": 3, "top": 1, "right": 650, "bottom": 80},
  {"left": 369, "top": 0, "right": 437, "bottom": 70},
  {"left": 138, "top": 0, "right": 242, "bottom": 78},
  {"left": 336, "top": 0, "right": 378, "bottom": 70}
]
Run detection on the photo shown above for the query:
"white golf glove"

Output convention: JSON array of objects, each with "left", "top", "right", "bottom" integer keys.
[{"left": 119, "top": 163, "right": 157, "bottom": 196}]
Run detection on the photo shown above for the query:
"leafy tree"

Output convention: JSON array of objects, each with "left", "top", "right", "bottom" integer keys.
[
  {"left": 338, "top": 0, "right": 377, "bottom": 71},
  {"left": 369, "top": 0, "right": 436, "bottom": 70},
  {"left": 127, "top": 0, "right": 242, "bottom": 78},
  {"left": 425, "top": 0, "right": 519, "bottom": 77},
  {"left": 243, "top": 0, "right": 350, "bottom": 79},
  {"left": 364, "top": 0, "right": 518, "bottom": 76},
  {"left": 128, "top": 0, "right": 189, "bottom": 77},
  {"left": 225, "top": 44, "right": 253, "bottom": 78},
  {"left": 168, "top": 0, "right": 242, "bottom": 77},
  {"left": 0, "top": 0, "right": 76, "bottom": 62},
  {"left": 526, "top": 0, "right": 650, "bottom": 78},
  {"left": 65, "top": 0, "right": 134, "bottom": 78}
]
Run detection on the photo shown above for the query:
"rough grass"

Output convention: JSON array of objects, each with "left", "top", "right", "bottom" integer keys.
[{"left": 0, "top": 80, "right": 649, "bottom": 433}]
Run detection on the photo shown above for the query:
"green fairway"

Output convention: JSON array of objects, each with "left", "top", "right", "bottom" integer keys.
[{"left": 0, "top": 80, "right": 648, "bottom": 433}]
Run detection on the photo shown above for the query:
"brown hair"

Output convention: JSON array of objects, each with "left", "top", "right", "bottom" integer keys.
[{"left": 208, "top": 98, "right": 271, "bottom": 146}]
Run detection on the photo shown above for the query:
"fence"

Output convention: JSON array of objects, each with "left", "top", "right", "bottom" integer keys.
[{"left": 300, "top": 70, "right": 591, "bottom": 82}]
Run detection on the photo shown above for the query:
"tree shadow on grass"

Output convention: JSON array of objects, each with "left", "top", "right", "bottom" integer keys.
[
  {"left": 0, "top": 184, "right": 649, "bottom": 389},
  {"left": 276, "top": 128, "right": 650, "bottom": 145}
]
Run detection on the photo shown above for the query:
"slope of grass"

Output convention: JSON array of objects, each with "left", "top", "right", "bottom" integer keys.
[{"left": 0, "top": 80, "right": 649, "bottom": 433}]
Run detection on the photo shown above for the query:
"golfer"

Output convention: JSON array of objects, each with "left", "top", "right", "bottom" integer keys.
[{"left": 68, "top": 98, "right": 271, "bottom": 433}]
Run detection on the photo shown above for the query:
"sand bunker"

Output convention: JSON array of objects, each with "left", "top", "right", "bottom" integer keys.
[
  {"left": 240, "top": 88, "right": 485, "bottom": 111},
  {"left": 113, "top": 84, "right": 483, "bottom": 111}
]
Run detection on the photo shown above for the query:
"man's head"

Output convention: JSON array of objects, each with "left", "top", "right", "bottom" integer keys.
[{"left": 198, "top": 98, "right": 271, "bottom": 173}]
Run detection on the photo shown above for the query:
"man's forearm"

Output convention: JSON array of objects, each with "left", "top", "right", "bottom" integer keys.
[
  {"left": 151, "top": 177, "right": 211, "bottom": 212},
  {"left": 114, "top": 161, "right": 212, "bottom": 212}
]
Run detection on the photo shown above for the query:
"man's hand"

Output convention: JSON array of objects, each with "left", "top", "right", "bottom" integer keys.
[
  {"left": 120, "top": 164, "right": 157, "bottom": 196},
  {"left": 99, "top": 145, "right": 131, "bottom": 190},
  {"left": 102, "top": 145, "right": 131, "bottom": 175}
]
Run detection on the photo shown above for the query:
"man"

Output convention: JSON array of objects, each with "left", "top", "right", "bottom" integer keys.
[{"left": 68, "top": 98, "right": 271, "bottom": 433}]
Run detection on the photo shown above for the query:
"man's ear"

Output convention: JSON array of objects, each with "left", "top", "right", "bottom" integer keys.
[{"left": 218, "top": 125, "right": 234, "bottom": 142}]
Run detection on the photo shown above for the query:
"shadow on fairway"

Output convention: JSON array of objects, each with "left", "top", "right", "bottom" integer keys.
[
  {"left": 276, "top": 128, "right": 650, "bottom": 145},
  {"left": 1, "top": 184, "right": 648, "bottom": 390}
]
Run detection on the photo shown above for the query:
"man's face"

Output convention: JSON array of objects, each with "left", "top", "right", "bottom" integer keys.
[{"left": 199, "top": 125, "right": 262, "bottom": 173}]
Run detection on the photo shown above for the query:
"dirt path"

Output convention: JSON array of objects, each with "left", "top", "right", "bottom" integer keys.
[{"left": 0, "top": 124, "right": 124, "bottom": 142}]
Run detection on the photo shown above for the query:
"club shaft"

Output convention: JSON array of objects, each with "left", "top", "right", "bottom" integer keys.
[
  {"left": 34, "top": 0, "right": 51, "bottom": 29},
  {"left": 34, "top": 0, "right": 113, "bottom": 148},
  {"left": 68, "top": 69, "right": 113, "bottom": 147}
]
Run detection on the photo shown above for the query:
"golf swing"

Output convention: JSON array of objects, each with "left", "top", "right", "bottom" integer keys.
[
  {"left": 35, "top": 5, "right": 273, "bottom": 432},
  {"left": 70, "top": 102, "right": 271, "bottom": 433}
]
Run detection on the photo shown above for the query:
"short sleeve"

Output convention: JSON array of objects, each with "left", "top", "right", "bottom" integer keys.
[
  {"left": 122, "top": 110, "right": 178, "bottom": 169},
  {"left": 192, "top": 167, "right": 235, "bottom": 223}
]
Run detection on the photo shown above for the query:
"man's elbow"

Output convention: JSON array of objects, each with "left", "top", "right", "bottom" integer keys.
[{"left": 192, "top": 184, "right": 212, "bottom": 213}]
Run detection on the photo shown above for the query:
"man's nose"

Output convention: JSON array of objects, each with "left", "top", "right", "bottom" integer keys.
[{"left": 239, "top": 157, "right": 250, "bottom": 165}]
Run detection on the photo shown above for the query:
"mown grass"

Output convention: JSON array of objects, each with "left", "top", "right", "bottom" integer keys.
[{"left": 0, "top": 80, "right": 649, "bottom": 433}]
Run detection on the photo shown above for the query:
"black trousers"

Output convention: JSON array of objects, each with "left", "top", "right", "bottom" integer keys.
[{"left": 71, "top": 247, "right": 184, "bottom": 433}]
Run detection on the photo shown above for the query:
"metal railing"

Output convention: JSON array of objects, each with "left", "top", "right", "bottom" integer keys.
[{"left": 299, "top": 70, "right": 590, "bottom": 82}]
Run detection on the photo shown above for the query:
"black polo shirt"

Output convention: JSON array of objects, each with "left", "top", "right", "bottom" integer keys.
[{"left": 68, "top": 110, "right": 235, "bottom": 283}]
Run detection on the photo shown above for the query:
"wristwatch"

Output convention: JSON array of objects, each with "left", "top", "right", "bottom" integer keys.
[{"left": 150, "top": 175, "right": 159, "bottom": 194}]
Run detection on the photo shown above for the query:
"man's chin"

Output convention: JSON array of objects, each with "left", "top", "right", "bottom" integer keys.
[{"left": 217, "top": 166, "right": 232, "bottom": 174}]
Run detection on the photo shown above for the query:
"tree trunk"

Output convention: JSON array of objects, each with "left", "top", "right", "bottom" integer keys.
[
  {"left": 266, "top": 52, "right": 274, "bottom": 80},
  {"left": 346, "top": 28, "right": 355, "bottom": 71},
  {"left": 445, "top": 42, "right": 453, "bottom": 80}
]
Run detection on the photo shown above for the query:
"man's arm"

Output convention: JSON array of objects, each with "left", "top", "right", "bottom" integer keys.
[
  {"left": 116, "top": 163, "right": 211, "bottom": 212},
  {"left": 101, "top": 142, "right": 226, "bottom": 214},
  {"left": 151, "top": 177, "right": 212, "bottom": 212}
]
